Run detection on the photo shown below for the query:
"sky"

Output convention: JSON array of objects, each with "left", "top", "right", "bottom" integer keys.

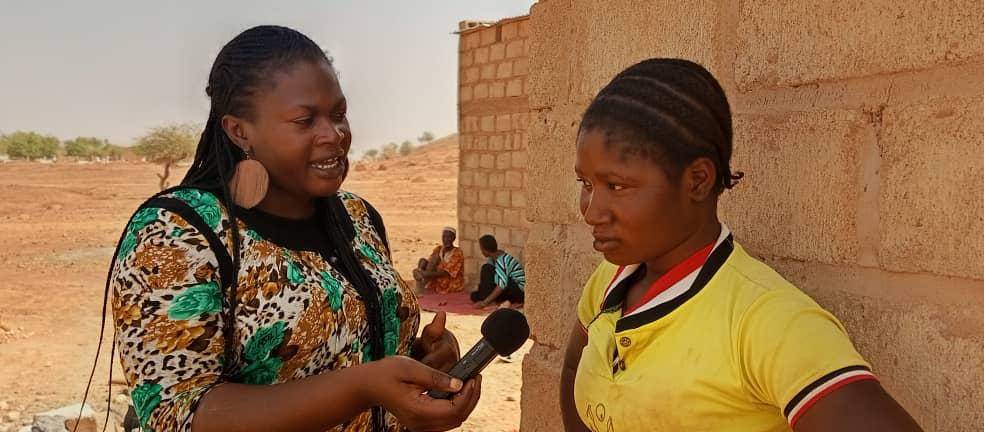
[{"left": 0, "top": 0, "right": 535, "bottom": 154}]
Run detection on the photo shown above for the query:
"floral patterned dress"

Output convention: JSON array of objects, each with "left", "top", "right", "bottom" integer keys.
[{"left": 111, "top": 188, "right": 419, "bottom": 431}]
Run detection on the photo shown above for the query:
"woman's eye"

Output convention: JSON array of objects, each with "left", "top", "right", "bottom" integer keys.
[
  {"left": 293, "top": 117, "right": 313, "bottom": 126},
  {"left": 577, "top": 178, "right": 593, "bottom": 191},
  {"left": 608, "top": 183, "right": 625, "bottom": 191}
]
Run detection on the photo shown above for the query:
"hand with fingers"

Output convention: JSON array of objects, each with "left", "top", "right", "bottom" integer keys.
[
  {"left": 367, "top": 355, "right": 482, "bottom": 431},
  {"left": 411, "top": 311, "right": 460, "bottom": 372}
]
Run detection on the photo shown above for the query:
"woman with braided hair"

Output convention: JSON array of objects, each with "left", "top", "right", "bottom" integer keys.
[
  {"left": 107, "top": 25, "right": 479, "bottom": 431},
  {"left": 560, "top": 59, "right": 921, "bottom": 432}
]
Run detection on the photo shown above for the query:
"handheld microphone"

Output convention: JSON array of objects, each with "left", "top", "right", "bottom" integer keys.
[{"left": 427, "top": 308, "right": 530, "bottom": 399}]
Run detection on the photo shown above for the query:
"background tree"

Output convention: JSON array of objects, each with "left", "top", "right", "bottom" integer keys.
[
  {"left": 381, "top": 142, "right": 399, "bottom": 160},
  {"left": 64, "top": 137, "right": 111, "bottom": 160},
  {"left": 399, "top": 140, "right": 414, "bottom": 156},
  {"left": 363, "top": 148, "right": 379, "bottom": 160},
  {"left": 417, "top": 131, "right": 435, "bottom": 144},
  {"left": 134, "top": 123, "right": 199, "bottom": 190},
  {"left": 4, "top": 131, "right": 60, "bottom": 160}
]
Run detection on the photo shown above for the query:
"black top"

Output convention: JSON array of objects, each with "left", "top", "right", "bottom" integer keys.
[{"left": 235, "top": 199, "right": 389, "bottom": 281}]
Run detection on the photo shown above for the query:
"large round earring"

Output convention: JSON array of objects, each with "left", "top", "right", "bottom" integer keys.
[{"left": 228, "top": 148, "right": 269, "bottom": 209}]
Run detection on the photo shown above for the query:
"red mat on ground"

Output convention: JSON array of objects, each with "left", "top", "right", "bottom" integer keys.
[{"left": 415, "top": 291, "right": 488, "bottom": 316}]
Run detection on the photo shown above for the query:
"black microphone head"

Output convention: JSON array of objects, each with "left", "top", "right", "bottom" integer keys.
[{"left": 480, "top": 308, "right": 530, "bottom": 356}]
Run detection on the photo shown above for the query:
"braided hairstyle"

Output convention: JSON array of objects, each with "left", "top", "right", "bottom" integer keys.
[
  {"left": 579, "top": 58, "right": 743, "bottom": 193},
  {"left": 181, "top": 26, "right": 386, "bottom": 377}
]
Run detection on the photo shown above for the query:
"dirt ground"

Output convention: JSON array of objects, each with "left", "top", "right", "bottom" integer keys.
[{"left": 0, "top": 135, "right": 528, "bottom": 431}]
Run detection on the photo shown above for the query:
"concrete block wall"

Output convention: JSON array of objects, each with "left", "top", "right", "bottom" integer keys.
[
  {"left": 458, "top": 16, "right": 532, "bottom": 286},
  {"left": 517, "top": 1, "right": 984, "bottom": 431}
]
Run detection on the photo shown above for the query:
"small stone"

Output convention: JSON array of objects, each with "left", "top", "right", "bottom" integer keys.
[
  {"left": 4, "top": 411, "right": 20, "bottom": 422},
  {"left": 505, "top": 396, "right": 517, "bottom": 402}
]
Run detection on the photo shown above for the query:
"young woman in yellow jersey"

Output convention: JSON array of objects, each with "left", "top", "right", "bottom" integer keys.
[{"left": 560, "top": 59, "right": 921, "bottom": 432}]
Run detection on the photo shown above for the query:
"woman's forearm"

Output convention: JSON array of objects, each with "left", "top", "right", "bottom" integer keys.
[{"left": 192, "top": 362, "right": 376, "bottom": 432}]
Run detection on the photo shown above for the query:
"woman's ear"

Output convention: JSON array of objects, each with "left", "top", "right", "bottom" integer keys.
[
  {"left": 685, "top": 157, "right": 717, "bottom": 202},
  {"left": 220, "top": 114, "right": 250, "bottom": 151}
]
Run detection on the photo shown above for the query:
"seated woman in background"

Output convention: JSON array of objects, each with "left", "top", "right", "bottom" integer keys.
[
  {"left": 413, "top": 227, "right": 464, "bottom": 294},
  {"left": 471, "top": 234, "right": 525, "bottom": 309},
  {"left": 108, "top": 25, "right": 479, "bottom": 432},
  {"left": 560, "top": 58, "right": 922, "bottom": 432}
]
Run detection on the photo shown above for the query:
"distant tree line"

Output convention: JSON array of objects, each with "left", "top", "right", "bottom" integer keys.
[
  {"left": 361, "top": 130, "right": 435, "bottom": 161},
  {"left": 0, "top": 131, "right": 125, "bottom": 160}
]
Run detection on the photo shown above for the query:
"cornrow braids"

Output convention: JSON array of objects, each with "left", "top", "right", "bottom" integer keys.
[
  {"left": 580, "top": 58, "right": 743, "bottom": 193},
  {"left": 180, "top": 25, "right": 337, "bottom": 379}
]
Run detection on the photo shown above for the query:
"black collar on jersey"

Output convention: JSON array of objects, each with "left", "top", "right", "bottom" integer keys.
[{"left": 603, "top": 234, "right": 735, "bottom": 332}]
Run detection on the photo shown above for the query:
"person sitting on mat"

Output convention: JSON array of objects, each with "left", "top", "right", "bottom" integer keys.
[
  {"left": 413, "top": 227, "right": 465, "bottom": 294},
  {"left": 471, "top": 234, "right": 525, "bottom": 309}
]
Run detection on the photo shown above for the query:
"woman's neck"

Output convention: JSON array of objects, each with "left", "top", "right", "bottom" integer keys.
[
  {"left": 642, "top": 219, "right": 721, "bottom": 279},
  {"left": 254, "top": 185, "right": 316, "bottom": 220}
]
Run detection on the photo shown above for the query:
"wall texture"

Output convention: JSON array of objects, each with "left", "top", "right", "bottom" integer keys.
[
  {"left": 507, "top": 1, "right": 984, "bottom": 431},
  {"left": 457, "top": 17, "right": 532, "bottom": 285}
]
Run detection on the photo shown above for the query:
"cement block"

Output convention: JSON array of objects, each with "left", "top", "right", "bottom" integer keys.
[
  {"left": 473, "top": 83, "right": 489, "bottom": 100},
  {"left": 474, "top": 171, "right": 489, "bottom": 188},
  {"left": 461, "top": 32, "right": 481, "bottom": 51},
  {"left": 474, "top": 136, "right": 488, "bottom": 151},
  {"left": 502, "top": 22, "right": 520, "bottom": 41},
  {"left": 506, "top": 78, "right": 524, "bottom": 97},
  {"left": 487, "top": 208, "right": 503, "bottom": 225},
  {"left": 460, "top": 50, "right": 473, "bottom": 68},
  {"left": 495, "top": 190, "right": 511, "bottom": 207},
  {"left": 462, "top": 222, "right": 479, "bottom": 240},
  {"left": 518, "top": 20, "right": 530, "bottom": 38},
  {"left": 480, "top": 27, "right": 498, "bottom": 46},
  {"left": 736, "top": 0, "right": 984, "bottom": 90},
  {"left": 494, "top": 226, "right": 512, "bottom": 246},
  {"left": 474, "top": 47, "right": 489, "bottom": 64},
  {"left": 528, "top": 0, "right": 577, "bottom": 108},
  {"left": 459, "top": 85, "right": 472, "bottom": 103},
  {"left": 511, "top": 228, "right": 528, "bottom": 247},
  {"left": 504, "top": 209, "right": 522, "bottom": 227},
  {"left": 479, "top": 64, "right": 494, "bottom": 81},
  {"left": 505, "top": 170, "right": 523, "bottom": 188},
  {"left": 879, "top": 95, "right": 984, "bottom": 279},
  {"left": 490, "top": 82, "right": 505, "bottom": 98},
  {"left": 511, "top": 151, "right": 527, "bottom": 169},
  {"left": 464, "top": 67, "right": 479, "bottom": 84},
  {"left": 462, "top": 153, "right": 479, "bottom": 169},
  {"left": 526, "top": 107, "right": 583, "bottom": 224},
  {"left": 513, "top": 57, "right": 529, "bottom": 76},
  {"left": 496, "top": 61, "right": 513, "bottom": 79},
  {"left": 462, "top": 188, "right": 477, "bottom": 205},
  {"left": 480, "top": 116, "right": 495, "bottom": 132},
  {"left": 506, "top": 40, "right": 525, "bottom": 58},
  {"left": 473, "top": 208, "right": 487, "bottom": 224},
  {"left": 720, "top": 110, "right": 867, "bottom": 264},
  {"left": 496, "top": 153, "right": 510, "bottom": 169},
  {"left": 489, "top": 172, "right": 504, "bottom": 188},
  {"left": 479, "top": 154, "right": 494, "bottom": 169},
  {"left": 461, "top": 116, "right": 478, "bottom": 133},
  {"left": 460, "top": 170, "right": 473, "bottom": 186},
  {"left": 521, "top": 348, "right": 565, "bottom": 432},
  {"left": 496, "top": 115, "right": 512, "bottom": 132},
  {"left": 490, "top": 43, "right": 506, "bottom": 61},
  {"left": 489, "top": 135, "right": 505, "bottom": 151},
  {"left": 459, "top": 205, "right": 473, "bottom": 222},
  {"left": 523, "top": 223, "right": 597, "bottom": 349},
  {"left": 479, "top": 189, "right": 493, "bottom": 205},
  {"left": 512, "top": 190, "right": 527, "bottom": 209},
  {"left": 570, "top": 0, "right": 719, "bottom": 103}
]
